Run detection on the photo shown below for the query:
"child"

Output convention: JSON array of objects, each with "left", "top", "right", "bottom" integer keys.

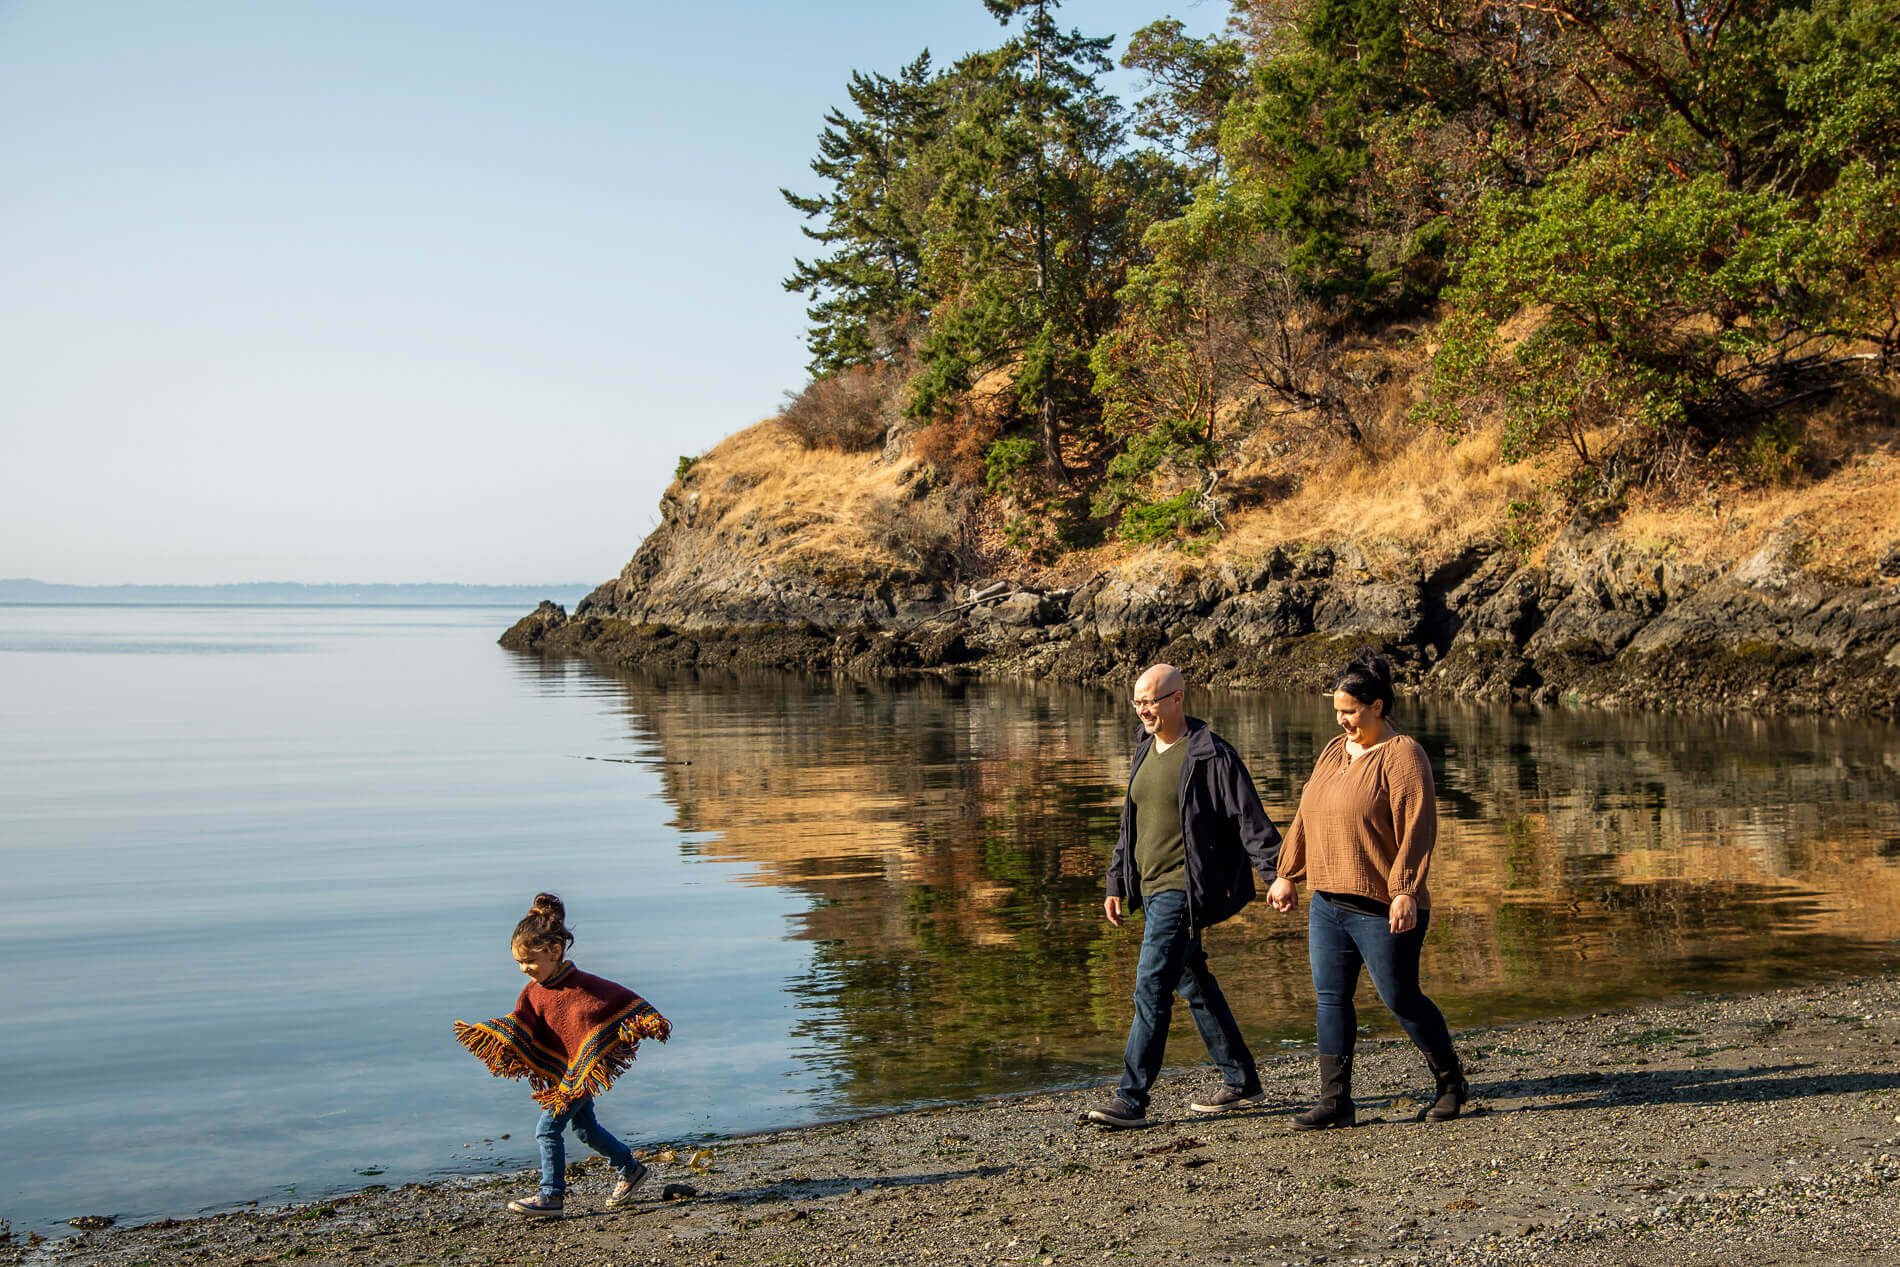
[{"left": 454, "top": 893, "right": 672, "bottom": 1218}]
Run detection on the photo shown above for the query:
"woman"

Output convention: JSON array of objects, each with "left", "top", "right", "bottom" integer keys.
[{"left": 1266, "top": 655, "right": 1466, "bottom": 1129}]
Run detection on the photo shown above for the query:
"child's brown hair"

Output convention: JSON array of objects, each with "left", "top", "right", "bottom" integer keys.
[{"left": 512, "top": 892, "right": 575, "bottom": 954}]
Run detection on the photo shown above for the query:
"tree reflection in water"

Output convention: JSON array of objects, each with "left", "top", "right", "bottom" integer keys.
[{"left": 598, "top": 670, "right": 1900, "bottom": 1113}]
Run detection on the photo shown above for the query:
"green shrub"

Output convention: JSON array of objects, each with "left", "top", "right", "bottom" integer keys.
[
  {"left": 1118, "top": 490, "right": 1209, "bottom": 544},
  {"left": 983, "top": 433, "right": 1040, "bottom": 496},
  {"left": 1740, "top": 415, "right": 1805, "bottom": 486},
  {"left": 1504, "top": 498, "right": 1543, "bottom": 561}
]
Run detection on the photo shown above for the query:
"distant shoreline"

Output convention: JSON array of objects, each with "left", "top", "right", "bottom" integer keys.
[{"left": 0, "top": 580, "right": 592, "bottom": 607}]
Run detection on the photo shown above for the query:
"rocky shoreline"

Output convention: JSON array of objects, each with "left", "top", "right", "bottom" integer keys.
[
  {"left": 30, "top": 971, "right": 1900, "bottom": 1266},
  {"left": 502, "top": 518, "right": 1900, "bottom": 717}
]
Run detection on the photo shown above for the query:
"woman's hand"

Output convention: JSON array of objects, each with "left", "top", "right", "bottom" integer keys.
[
  {"left": 1389, "top": 893, "right": 1418, "bottom": 934},
  {"left": 1268, "top": 877, "right": 1297, "bottom": 913}
]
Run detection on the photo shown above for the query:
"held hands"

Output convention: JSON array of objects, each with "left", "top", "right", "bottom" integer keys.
[
  {"left": 1111, "top": 885, "right": 1310, "bottom": 921},
  {"left": 1389, "top": 893, "right": 1418, "bottom": 934}
]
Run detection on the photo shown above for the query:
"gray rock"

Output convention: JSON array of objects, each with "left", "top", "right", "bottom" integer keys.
[
  {"left": 501, "top": 504, "right": 1900, "bottom": 717},
  {"left": 1458, "top": 570, "right": 1547, "bottom": 647},
  {"left": 990, "top": 591, "right": 1062, "bottom": 627}
]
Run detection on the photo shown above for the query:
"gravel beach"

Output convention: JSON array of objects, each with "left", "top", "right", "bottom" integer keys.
[{"left": 16, "top": 971, "right": 1900, "bottom": 1267}]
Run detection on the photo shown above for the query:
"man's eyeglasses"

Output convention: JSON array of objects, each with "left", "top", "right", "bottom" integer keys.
[{"left": 1131, "top": 689, "right": 1182, "bottom": 712}]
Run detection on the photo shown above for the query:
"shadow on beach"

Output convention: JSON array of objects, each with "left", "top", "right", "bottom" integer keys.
[{"left": 1482, "top": 1063, "right": 1900, "bottom": 1112}]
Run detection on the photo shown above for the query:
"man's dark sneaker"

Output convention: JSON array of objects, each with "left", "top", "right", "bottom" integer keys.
[
  {"left": 505, "top": 1193, "right": 564, "bottom": 1219},
  {"left": 1084, "top": 1098, "right": 1147, "bottom": 1129},
  {"left": 605, "top": 1160, "right": 650, "bottom": 1208},
  {"left": 1189, "top": 1083, "right": 1266, "bottom": 1114}
]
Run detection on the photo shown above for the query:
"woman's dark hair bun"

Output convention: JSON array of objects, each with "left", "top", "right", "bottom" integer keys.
[
  {"left": 1334, "top": 651, "right": 1397, "bottom": 718},
  {"left": 514, "top": 892, "right": 575, "bottom": 952}
]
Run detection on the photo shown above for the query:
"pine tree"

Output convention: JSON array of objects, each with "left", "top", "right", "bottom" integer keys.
[
  {"left": 782, "top": 53, "right": 943, "bottom": 374},
  {"left": 910, "top": 0, "right": 1154, "bottom": 484},
  {"left": 1122, "top": 18, "right": 1245, "bottom": 185},
  {"left": 1222, "top": 0, "right": 1414, "bottom": 295}
]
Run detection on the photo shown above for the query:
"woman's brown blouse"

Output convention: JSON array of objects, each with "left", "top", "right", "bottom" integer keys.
[{"left": 1277, "top": 732, "right": 1438, "bottom": 908}]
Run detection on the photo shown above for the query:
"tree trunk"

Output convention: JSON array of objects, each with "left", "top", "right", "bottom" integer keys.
[{"left": 1041, "top": 391, "right": 1067, "bottom": 481}]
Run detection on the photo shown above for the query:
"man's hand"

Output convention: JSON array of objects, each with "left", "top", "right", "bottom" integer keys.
[
  {"left": 1267, "top": 877, "right": 1297, "bottom": 913},
  {"left": 1103, "top": 895, "right": 1124, "bottom": 927},
  {"left": 1389, "top": 893, "right": 1418, "bottom": 934}
]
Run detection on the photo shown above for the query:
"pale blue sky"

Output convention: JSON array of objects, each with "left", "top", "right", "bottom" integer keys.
[{"left": 1, "top": 1, "right": 1223, "bottom": 585}]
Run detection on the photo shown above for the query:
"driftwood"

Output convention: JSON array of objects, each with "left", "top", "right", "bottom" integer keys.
[{"left": 912, "top": 581, "right": 1014, "bottom": 626}]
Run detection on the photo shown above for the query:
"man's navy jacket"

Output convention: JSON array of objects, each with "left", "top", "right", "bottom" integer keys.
[{"left": 1106, "top": 717, "right": 1282, "bottom": 929}]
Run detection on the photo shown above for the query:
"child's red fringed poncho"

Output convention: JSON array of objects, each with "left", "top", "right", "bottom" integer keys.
[{"left": 454, "top": 963, "right": 671, "bottom": 1113}]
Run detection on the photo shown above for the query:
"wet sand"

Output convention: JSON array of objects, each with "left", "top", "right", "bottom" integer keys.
[{"left": 19, "top": 971, "right": 1900, "bottom": 1267}]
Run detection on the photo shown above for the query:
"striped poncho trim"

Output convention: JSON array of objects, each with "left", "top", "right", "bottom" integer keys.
[{"left": 454, "top": 971, "right": 671, "bottom": 1114}]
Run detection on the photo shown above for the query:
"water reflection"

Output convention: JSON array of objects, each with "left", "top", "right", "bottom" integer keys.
[{"left": 591, "top": 670, "right": 1900, "bottom": 1113}]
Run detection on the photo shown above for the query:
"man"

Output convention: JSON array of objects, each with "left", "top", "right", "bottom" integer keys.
[{"left": 1088, "top": 663, "right": 1282, "bottom": 1128}]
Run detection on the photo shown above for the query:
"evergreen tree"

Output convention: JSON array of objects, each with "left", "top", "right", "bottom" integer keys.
[
  {"left": 1221, "top": 0, "right": 1416, "bottom": 296},
  {"left": 1121, "top": 18, "right": 1245, "bottom": 185},
  {"left": 782, "top": 53, "right": 943, "bottom": 374},
  {"left": 910, "top": 0, "right": 1163, "bottom": 484}
]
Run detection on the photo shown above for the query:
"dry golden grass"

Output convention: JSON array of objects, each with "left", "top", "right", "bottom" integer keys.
[
  {"left": 672, "top": 420, "right": 927, "bottom": 574},
  {"left": 1618, "top": 442, "right": 1900, "bottom": 574},
  {"left": 1208, "top": 424, "right": 1538, "bottom": 568},
  {"left": 662, "top": 390, "right": 1895, "bottom": 592}
]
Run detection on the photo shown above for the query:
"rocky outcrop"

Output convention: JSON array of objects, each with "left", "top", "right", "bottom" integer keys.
[{"left": 503, "top": 498, "right": 1900, "bottom": 717}]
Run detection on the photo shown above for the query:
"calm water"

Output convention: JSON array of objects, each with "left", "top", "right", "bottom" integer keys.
[{"left": 3, "top": 605, "right": 1898, "bottom": 1237}]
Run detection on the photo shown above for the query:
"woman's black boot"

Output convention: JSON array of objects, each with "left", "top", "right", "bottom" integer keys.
[
  {"left": 1425, "top": 1046, "right": 1468, "bottom": 1121},
  {"left": 1291, "top": 1054, "right": 1355, "bottom": 1130}
]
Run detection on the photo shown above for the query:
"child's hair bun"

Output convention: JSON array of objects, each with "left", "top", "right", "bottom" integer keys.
[{"left": 514, "top": 892, "right": 575, "bottom": 952}]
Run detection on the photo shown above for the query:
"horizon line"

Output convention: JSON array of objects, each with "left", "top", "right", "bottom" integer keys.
[{"left": 0, "top": 578, "right": 596, "bottom": 591}]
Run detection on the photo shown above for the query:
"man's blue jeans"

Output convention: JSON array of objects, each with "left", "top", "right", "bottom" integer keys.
[
  {"left": 1308, "top": 891, "right": 1453, "bottom": 1058},
  {"left": 536, "top": 1095, "right": 635, "bottom": 1198},
  {"left": 1117, "top": 889, "right": 1257, "bottom": 1109}
]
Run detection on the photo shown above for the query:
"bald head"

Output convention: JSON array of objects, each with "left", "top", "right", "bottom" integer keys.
[
  {"left": 1136, "top": 664, "right": 1184, "bottom": 699},
  {"left": 1133, "top": 663, "right": 1187, "bottom": 743}
]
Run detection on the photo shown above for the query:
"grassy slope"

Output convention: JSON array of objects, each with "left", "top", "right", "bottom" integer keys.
[
  {"left": 653, "top": 405, "right": 1897, "bottom": 597},
  {"left": 655, "top": 422, "right": 933, "bottom": 586}
]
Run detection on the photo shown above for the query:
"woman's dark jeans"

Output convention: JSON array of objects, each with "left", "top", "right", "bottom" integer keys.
[
  {"left": 1117, "top": 889, "right": 1258, "bottom": 1109},
  {"left": 1308, "top": 891, "right": 1452, "bottom": 1058}
]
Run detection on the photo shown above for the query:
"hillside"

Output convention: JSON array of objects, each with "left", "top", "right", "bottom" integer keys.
[
  {"left": 505, "top": 1, "right": 1900, "bottom": 716},
  {"left": 502, "top": 395, "right": 1900, "bottom": 717}
]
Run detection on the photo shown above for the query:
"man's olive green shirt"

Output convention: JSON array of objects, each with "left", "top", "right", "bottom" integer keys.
[{"left": 1129, "top": 735, "right": 1188, "bottom": 896}]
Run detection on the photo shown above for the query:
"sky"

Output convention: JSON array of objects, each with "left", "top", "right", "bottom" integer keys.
[{"left": 0, "top": 0, "right": 1227, "bottom": 585}]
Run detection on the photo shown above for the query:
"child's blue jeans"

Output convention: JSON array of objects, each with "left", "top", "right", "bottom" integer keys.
[{"left": 536, "top": 1095, "right": 636, "bottom": 1198}]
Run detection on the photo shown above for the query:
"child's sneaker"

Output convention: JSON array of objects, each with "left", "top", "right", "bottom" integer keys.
[
  {"left": 605, "top": 1160, "right": 650, "bottom": 1208},
  {"left": 506, "top": 1193, "right": 564, "bottom": 1219}
]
